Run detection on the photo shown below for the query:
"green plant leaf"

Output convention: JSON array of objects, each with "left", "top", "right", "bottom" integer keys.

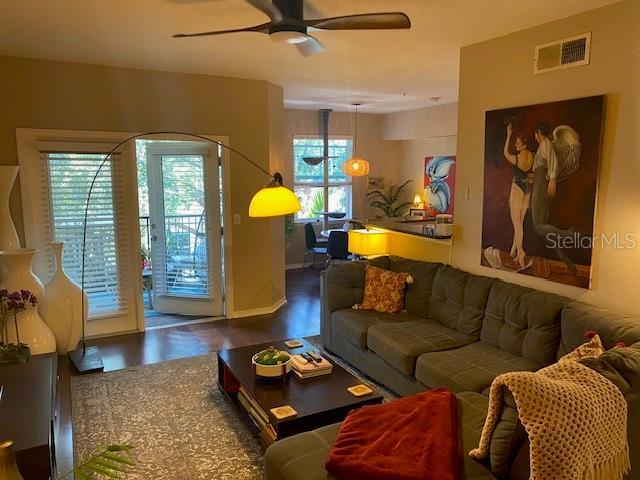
[
  {"left": 107, "top": 444, "right": 134, "bottom": 452},
  {"left": 58, "top": 445, "right": 136, "bottom": 480},
  {"left": 84, "top": 463, "right": 120, "bottom": 478},
  {"left": 73, "top": 469, "right": 92, "bottom": 480},
  {"left": 103, "top": 452, "right": 136, "bottom": 466},
  {"left": 367, "top": 180, "right": 413, "bottom": 218},
  {"left": 90, "top": 458, "right": 128, "bottom": 473},
  {"left": 366, "top": 190, "right": 387, "bottom": 201}
]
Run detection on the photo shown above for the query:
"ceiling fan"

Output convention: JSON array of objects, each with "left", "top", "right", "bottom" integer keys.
[{"left": 173, "top": 0, "right": 411, "bottom": 56}]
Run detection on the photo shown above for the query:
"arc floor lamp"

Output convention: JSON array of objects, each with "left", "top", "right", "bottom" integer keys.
[{"left": 69, "top": 131, "right": 301, "bottom": 373}]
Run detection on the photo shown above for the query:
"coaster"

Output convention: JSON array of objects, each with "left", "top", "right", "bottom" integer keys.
[
  {"left": 284, "top": 339, "right": 304, "bottom": 349},
  {"left": 270, "top": 405, "right": 298, "bottom": 420},
  {"left": 347, "top": 384, "right": 373, "bottom": 397}
]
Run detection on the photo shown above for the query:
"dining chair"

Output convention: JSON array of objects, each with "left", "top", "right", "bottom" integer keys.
[
  {"left": 326, "top": 231, "right": 349, "bottom": 264},
  {"left": 302, "top": 223, "right": 328, "bottom": 276}
]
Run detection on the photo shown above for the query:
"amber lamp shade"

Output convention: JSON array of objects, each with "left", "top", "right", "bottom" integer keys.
[
  {"left": 343, "top": 158, "right": 370, "bottom": 177},
  {"left": 348, "top": 229, "right": 388, "bottom": 257}
]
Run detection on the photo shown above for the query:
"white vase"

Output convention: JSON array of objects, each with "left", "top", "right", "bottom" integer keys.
[
  {"left": 0, "top": 166, "right": 21, "bottom": 282},
  {"left": 40, "top": 242, "right": 87, "bottom": 354},
  {"left": 0, "top": 249, "right": 56, "bottom": 355},
  {"left": 0, "top": 166, "right": 20, "bottom": 250}
]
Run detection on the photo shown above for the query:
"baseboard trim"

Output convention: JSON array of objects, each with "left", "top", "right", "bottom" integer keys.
[{"left": 231, "top": 297, "right": 287, "bottom": 319}]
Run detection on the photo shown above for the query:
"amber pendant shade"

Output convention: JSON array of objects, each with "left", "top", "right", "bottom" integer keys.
[{"left": 343, "top": 157, "right": 370, "bottom": 177}]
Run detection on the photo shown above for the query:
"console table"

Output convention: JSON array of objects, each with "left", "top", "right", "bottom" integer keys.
[{"left": 0, "top": 353, "right": 58, "bottom": 480}]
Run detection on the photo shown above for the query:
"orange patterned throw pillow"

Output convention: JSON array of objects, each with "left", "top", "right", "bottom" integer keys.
[{"left": 356, "top": 264, "right": 410, "bottom": 313}]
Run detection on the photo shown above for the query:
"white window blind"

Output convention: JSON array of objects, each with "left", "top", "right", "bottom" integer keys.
[{"left": 39, "top": 152, "right": 131, "bottom": 318}]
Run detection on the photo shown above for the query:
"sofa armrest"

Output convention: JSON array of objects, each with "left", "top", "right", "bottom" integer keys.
[{"left": 320, "top": 262, "right": 366, "bottom": 351}]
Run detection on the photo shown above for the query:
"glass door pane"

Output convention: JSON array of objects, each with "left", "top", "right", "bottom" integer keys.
[
  {"left": 145, "top": 141, "right": 223, "bottom": 317},
  {"left": 160, "top": 155, "right": 210, "bottom": 298}
]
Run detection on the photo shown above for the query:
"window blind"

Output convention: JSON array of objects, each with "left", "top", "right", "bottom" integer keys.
[{"left": 39, "top": 152, "right": 131, "bottom": 318}]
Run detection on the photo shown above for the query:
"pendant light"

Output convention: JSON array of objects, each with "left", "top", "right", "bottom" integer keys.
[{"left": 343, "top": 103, "right": 370, "bottom": 177}]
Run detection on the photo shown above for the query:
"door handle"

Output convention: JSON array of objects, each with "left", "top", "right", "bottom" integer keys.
[{"left": 151, "top": 234, "right": 158, "bottom": 242}]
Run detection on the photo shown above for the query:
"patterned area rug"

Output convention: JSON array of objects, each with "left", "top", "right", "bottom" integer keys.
[
  {"left": 71, "top": 354, "right": 265, "bottom": 480},
  {"left": 71, "top": 346, "right": 397, "bottom": 480}
]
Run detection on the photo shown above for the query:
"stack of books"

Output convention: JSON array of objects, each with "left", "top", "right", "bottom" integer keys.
[
  {"left": 291, "top": 352, "right": 333, "bottom": 380},
  {"left": 237, "top": 386, "right": 277, "bottom": 442}
]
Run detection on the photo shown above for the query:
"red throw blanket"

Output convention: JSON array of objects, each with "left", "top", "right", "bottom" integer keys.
[{"left": 326, "top": 388, "right": 460, "bottom": 480}]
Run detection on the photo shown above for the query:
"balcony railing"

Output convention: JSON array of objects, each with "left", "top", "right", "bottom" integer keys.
[{"left": 139, "top": 214, "right": 209, "bottom": 305}]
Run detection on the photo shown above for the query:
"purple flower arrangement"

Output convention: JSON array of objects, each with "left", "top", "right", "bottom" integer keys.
[
  {"left": 0, "top": 288, "right": 36, "bottom": 364},
  {"left": 2, "top": 289, "right": 39, "bottom": 311}
]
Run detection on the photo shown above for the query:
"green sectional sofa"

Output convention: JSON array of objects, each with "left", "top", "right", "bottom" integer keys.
[{"left": 265, "top": 256, "right": 640, "bottom": 480}]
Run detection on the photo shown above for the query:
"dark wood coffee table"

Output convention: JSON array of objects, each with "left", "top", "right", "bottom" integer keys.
[{"left": 217, "top": 338, "right": 383, "bottom": 445}]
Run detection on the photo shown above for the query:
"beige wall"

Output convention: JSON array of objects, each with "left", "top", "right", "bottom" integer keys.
[
  {"left": 283, "top": 108, "right": 402, "bottom": 266},
  {"left": 0, "top": 55, "right": 285, "bottom": 313},
  {"left": 383, "top": 104, "right": 459, "bottom": 199},
  {"left": 453, "top": 0, "right": 640, "bottom": 313}
]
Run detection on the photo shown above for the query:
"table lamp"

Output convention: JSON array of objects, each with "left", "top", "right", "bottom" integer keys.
[{"left": 348, "top": 229, "right": 388, "bottom": 258}]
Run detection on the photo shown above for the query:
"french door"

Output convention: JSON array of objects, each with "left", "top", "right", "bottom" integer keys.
[{"left": 145, "top": 141, "right": 224, "bottom": 317}]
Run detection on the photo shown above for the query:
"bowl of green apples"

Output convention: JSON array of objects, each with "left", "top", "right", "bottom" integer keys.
[{"left": 252, "top": 346, "right": 291, "bottom": 378}]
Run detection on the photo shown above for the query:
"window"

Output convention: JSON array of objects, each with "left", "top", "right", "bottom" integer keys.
[
  {"left": 293, "top": 136, "right": 353, "bottom": 221},
  {"left": 41, "top": 151, "right": 131, "bottom": 318}
]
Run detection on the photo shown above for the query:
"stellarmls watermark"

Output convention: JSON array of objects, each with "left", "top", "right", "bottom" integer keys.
[{"left": 546, "top": 232, "right": 637, "bottom": 249}]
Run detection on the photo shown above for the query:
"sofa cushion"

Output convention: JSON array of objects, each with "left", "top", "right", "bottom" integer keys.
[
  {"left": 367, "top": 320, "right": 477, "bottom": 375},
  {"left": 415, "top": 342, "right": 541, "bottom": 393},
  {"left": 387, "top": 256, "right": 441, "bottom": 318},
  {"left": 264, "top": 423, "right": 341, "bottom": 480},
  {"left": 557, "top": 302, "right": 640, "bottom": 359},
  {"left": 331, "top": 309, "right": 418, "bottom": 349},
  {"left": 429, "top": 265, "right": 495, "bottom": 335},
  {"left": 457, "top": 392, "right": 502, "bottom": 480},
  {"left": 481, "top": 280, "right": 567, "bottom": 365}
]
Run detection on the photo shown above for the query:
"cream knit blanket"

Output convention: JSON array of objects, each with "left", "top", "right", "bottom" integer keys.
[{"left": 469, "top": 360, "right": 630, "bottom": 480}]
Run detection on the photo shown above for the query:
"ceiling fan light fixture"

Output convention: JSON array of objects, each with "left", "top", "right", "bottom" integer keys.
[{"left": 269, "top": 30, "right": 308, "bottom": 45}]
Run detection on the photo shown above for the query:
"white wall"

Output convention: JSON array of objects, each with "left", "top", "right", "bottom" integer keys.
[
  {"left": 383, "top": 103, "right": 458, "bottom": 204},
  {"left": 453, "top": 0, "right": 640, "bottom": 313}
]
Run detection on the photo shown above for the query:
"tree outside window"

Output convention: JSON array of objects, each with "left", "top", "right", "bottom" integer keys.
[{"left": 293, "top": 136, "right": 353, "bottom": 222}]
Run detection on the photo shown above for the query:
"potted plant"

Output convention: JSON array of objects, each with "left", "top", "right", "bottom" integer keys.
[
  {"left": 366, "top": 180, "right": 414, "bottom": 218},
  {"left": 0, "top": 289, "right": 37, "bottom": 365}
]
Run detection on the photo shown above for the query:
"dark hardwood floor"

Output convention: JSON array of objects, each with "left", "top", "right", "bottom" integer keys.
[{"left": 56, "top": 268, "right": 321, "bottom": 475}]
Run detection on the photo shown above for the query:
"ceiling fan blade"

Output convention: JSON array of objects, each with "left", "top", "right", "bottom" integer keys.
[
  {"left": 303, "top": 0, "right": 324, "bottom": 19},
  {"left": 296, "top": 35, "right": 324, "bottom": 56},
  {"left": 307, "top": 12, "right": 411, "bottom": 30},
  {"left": 246, "top": 0, "right": 283, "bottom": 23},
  {"left": 173, "top": 22, "right": 270, "bottom": 38}
]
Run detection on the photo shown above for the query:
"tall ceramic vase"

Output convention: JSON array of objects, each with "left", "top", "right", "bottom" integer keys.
[
  {"left": 0, "top": 166, "right": 21, "bottom": 282},
  {"left": 0, "top": 249, "right": 56, "bottom": 355},
  {"left": 40, "top": 242, "right": 87, "bottom": 354}
]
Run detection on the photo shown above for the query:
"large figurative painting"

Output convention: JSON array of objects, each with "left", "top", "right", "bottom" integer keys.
[{"left": 481, "top": 95, "right": 605, "bottom": 289}]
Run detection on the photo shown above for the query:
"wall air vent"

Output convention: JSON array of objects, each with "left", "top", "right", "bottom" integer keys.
[{"left": 534, "top": 32, "right": 591, "bottom": 74}]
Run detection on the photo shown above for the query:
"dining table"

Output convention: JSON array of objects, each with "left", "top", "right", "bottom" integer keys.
[{"left": 320, "top": 228, "right": 347, "bottom": 238}]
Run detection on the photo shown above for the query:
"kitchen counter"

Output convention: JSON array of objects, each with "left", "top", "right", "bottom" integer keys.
[{"left": 366, "top": 218, "right": 452, "bottom": 244}]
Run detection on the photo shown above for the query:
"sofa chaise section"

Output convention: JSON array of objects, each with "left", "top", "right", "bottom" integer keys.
[{"left": 264, "top": 391, "right": 499, "bottom": 480}]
